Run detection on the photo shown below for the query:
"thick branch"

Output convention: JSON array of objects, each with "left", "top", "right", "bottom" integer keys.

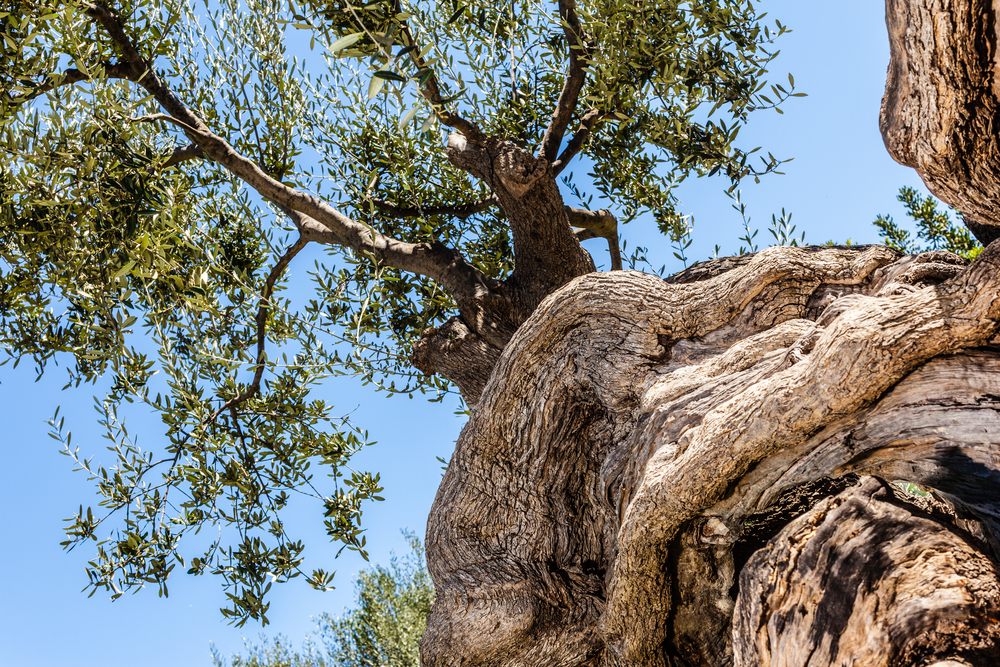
[
  {"left": 81, "top": 1, "right": 492, "bottom": 302},
  {"left": 277, "top": 203, "right": 495, "bottom": 303},
  {"left": 880, "top": 0, "right": 1000, "bottom": 244},
  {"left": 551, "top": 108, "right": 603, "bottom": 176},
  {"left": 568, "top": 206, "right": 621, "bottom": 270},
  {"left": 277, "top": 204, "right": 346, "bottom": 246},
  {"left": 538, "top": 0, "right": 590, "bottom": 163}
]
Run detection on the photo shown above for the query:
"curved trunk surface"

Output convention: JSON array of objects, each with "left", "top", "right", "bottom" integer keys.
[
  {"left": 423, "top": 246, "right": 1000, "bottom": 667},
  {"left": 420, "top": 0, "right": 1000, "bottom": 665}
]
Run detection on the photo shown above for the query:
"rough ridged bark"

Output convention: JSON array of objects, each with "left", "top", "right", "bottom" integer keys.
[
  {"left": 412, "top": 137, "right": 596, "bottom": 404},
  {"left": 421, "top": 0, "right": 1000, "bottom": 665},
  {"left": 422, "top": 244, "right": 1000, "bottom": 667},
  {"left": 880, "top": 0, "right": 1000, "bottom": 244},
  {"left": 733, "top": 477, "right": 1000, "bottom": 667}
]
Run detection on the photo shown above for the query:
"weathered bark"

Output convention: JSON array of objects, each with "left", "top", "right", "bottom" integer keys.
[
  {"left": 419, "top": 1, "right": 1000, "bottom": 665},
  {"left": 733, "top": 477, "right": 1000, "bottom": 667},
  {"left": 422, "top": 244, "right": 1000, "bottom": 667},
  {"left": 412, "top": 136, "right": 597, "bottom": 402},
  {"left": 880, "top": 0, "right": 1000, "bottom": 244}
]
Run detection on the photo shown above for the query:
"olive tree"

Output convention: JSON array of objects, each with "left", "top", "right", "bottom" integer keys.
[
  {"left": 5, "top": 0, "right": 1000, "bottom": 665},
  {"left": 2, "top": 0, "right": 789, "bottom": 622}
]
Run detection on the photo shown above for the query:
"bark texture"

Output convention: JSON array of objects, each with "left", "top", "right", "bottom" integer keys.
[
  {"left": 411, "top": 136, "right": 596, "bottom": 403},
  {"left": 880, "top": 0, "right": 1000, "bottom": 243},
  {"left": 733, "top": 477, "right": 1000, "bottom": 667},
  {"left": 423, "top": 244, "right": 1000, "bottom": 667},
  {"left": 420, "top": 1, "right": 1000, "bottom": 665}
]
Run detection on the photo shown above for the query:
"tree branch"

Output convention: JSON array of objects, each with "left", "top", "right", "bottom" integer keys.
[
  {"left": 539, "top": 0, "right": 591, "bottom": 163},
  {"left": 277, "top": 203, "right": 495, "bottom": 303},
  {"left": 550, "top": 108, "right": 603, "bottom": 176},
  {"left": 131, "top": 112, "right": 198, "bottom": 134},
  {"left": 162, "top": 143, "right": 205, "bottom": 168},
  {"left": 208, "top": 237, "right": 307, "bottom": 420},
  {"left": 81, "top": 1, "right": 494, "bottom": 302},
  {"left": 396, "top": 22, "right": 487, "bottom": 144},
  {"left": 337, "top": 11, "right": 486, "bottom": 146},
  {"left": 568, "top": 206, "right": 621, "bottom": 270},
  {"left": 370, "top": 194, "right": 498, "bottom": 219},
  {"left": 7, "top": 61, "right": 131, "bottom": 105},
  {"left": 276, "top": 203, "right": 348, "bottom": 246}
]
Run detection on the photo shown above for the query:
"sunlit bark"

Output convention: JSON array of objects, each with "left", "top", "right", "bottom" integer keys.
[{"left": 422, "top": 2, "right": 1000, "bottom": 663}]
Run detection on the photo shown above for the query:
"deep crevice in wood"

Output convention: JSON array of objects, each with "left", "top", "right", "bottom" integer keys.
[
  {"left": 419, "top": 0, "right": 1000, "bottom": 662},
  {"left": 727, "top": 474, "right": 861, "bottom": 602},
  {"left": 734, "top": 477, "right": 1000, "bottom": 667}
]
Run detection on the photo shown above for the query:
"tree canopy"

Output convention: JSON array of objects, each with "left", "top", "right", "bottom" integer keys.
[{"left": 1, "top": 0, "right": 797, "bottom": 623}]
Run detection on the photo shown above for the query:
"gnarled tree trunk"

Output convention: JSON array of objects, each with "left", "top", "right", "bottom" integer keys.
[{"left": 421, "top": 0, "right": 1000, "bottom": 665}]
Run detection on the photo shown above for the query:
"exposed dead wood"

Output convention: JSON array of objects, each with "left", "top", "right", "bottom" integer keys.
[{"left": 733, "top": 477, "right": 1000, "bottom": 667}]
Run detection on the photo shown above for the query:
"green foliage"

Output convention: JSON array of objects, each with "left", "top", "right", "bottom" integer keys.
[
  {"left": 1, "top": 0, "right": 798, "bottom": 623},
  {"left": 873, "top": 186, "right": 982, "bottom": 260},
  {"left": 727, "top": 190, "right": 803, "bottom": 255},
  {"left": 213, "top": 533, "right": 433, "bottom": 667},
  {"left": 895, "top": 481, "right": 929, "bottom": 498}
]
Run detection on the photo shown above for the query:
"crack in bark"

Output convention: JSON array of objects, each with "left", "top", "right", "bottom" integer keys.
[
  {"left": 604, "top": 242, "right": 1000, "bottom": 666},
  {"left": 733, "top": 477, "right": 1000, "bottom": 667}
]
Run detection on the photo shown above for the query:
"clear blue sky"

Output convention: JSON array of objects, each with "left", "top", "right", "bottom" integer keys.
[{"left": 1, "top": 2, "right": 929, "bottom": 666}]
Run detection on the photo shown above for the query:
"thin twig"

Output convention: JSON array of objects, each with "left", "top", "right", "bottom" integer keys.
[
  {"left": 162, "top": 143, "right": 206, "bottom": 167},
  {"left": 209, "top": 236, "right": 309, "bottom": 419},
  {"left": 6, "top": 61, "right": 131, "bottom": 105}
]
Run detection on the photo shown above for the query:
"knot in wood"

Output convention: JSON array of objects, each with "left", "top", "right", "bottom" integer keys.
[
  {"left": 446, "top": 135, "right": 549, "bottom": 198},
  {"left": 493, "top": 142, "right": 549, "bottom": 198}
]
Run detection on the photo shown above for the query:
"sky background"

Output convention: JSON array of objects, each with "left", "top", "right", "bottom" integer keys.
[{"left": 2, "top": 2, "right": 935, "bottom": 666}]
